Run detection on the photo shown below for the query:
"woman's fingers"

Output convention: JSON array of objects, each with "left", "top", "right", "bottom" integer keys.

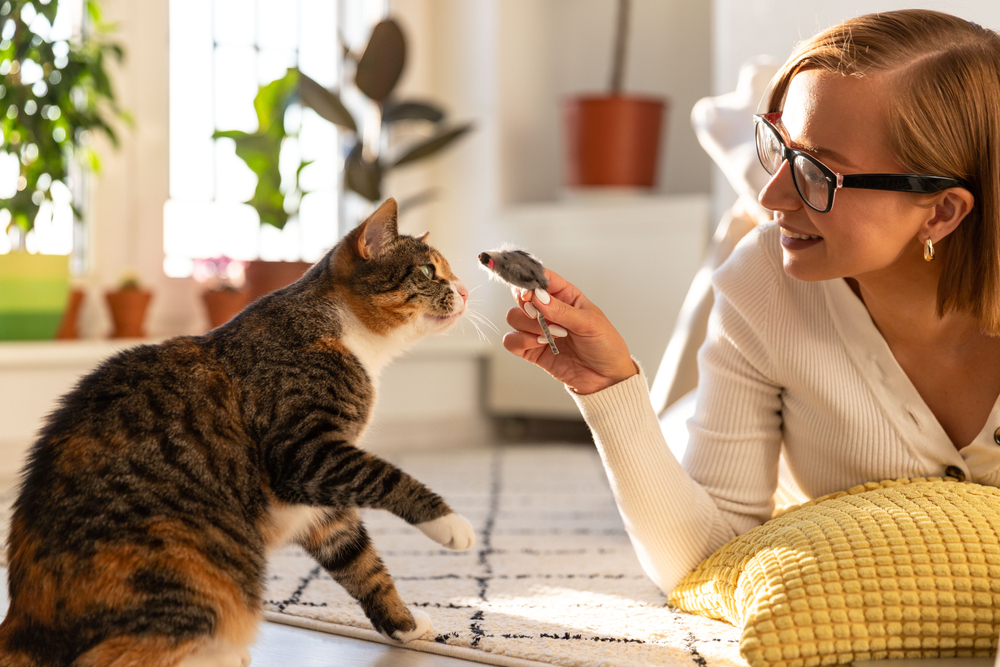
[
  {"left": 506, "top": 306, "right": 542, "bottom": 334},
  {"left": 503, "top": 330, "right": 548, "bottom": 357},
  {"left": 523, "top": 286, "right": 594, "bottom": 335}
]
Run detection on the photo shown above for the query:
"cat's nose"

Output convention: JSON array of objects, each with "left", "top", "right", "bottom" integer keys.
[{"left": 455, "top": 280, "right": 469, "bottom": 304}]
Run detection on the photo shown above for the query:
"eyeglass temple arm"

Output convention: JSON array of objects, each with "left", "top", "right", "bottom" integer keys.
[{"left": 839, "top": 173, "right": 961, "bottom": 193}]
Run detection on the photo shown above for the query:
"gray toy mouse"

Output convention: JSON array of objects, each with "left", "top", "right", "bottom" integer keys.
[{"left": 478, "top": 248, "right": 559, "bottom": 355}]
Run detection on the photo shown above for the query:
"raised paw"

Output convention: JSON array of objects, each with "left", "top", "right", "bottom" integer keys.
[
  {"left": 415, "top": 513, "right": 476, "bottom": 550},
  {"left": 391, "top": 610, "right": 433, "bottom": 643}
]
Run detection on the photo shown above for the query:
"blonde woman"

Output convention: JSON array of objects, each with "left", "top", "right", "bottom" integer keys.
[{"left": 503, "top": 9, "right": 1000, "bottom": 595}]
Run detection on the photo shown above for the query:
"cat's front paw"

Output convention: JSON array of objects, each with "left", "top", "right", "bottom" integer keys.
[
  {"left": 415, "top": 513, "right": 476, "bottom": 550},
  {"left": 391, "top": 610, "right": 433, "bottom": 643}
]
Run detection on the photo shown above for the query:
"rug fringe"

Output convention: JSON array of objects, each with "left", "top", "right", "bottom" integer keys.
[{"left": 263, "top": 611, "right": 555, "bottom": 667}]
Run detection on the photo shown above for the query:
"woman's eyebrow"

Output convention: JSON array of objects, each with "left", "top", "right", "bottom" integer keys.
[{"left": 788, "top": 138, "right": 859, "bottom": 169}]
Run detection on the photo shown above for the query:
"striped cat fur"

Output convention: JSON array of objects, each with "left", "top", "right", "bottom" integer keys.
[{"left": 0, "top": 199, "right": 476, "bottom": 667}]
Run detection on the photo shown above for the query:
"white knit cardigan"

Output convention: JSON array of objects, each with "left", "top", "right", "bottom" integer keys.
[{"left": 572, "top": 222, "right": 1000, "bottom": 595}]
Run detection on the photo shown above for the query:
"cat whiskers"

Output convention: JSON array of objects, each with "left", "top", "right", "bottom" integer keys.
[{"left": 459, "top": 293, "right": 502, "bottom": 343}]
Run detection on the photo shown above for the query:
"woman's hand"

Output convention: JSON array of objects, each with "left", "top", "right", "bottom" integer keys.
[{"left": 502, "top": 269, "right": 638, "bottom": 395}]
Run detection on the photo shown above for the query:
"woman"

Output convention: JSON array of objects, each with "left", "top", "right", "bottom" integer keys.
[{"left": 503, "top": 9, "right": 1000, "bottom": 595}]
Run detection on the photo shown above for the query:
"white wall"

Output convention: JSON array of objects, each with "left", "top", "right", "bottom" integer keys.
[{"left": 80, "top": 0, "right": 205, "bottom": 339}]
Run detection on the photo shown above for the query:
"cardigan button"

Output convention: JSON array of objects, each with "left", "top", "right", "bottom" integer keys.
[
  {"left": 994, "top": 427, "right": 1000, "bottom": 445},
  {"left": 944, "top": 465, "right": 966, "bottom": 482}
]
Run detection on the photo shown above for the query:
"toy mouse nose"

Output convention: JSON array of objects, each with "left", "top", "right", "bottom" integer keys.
[{"left": 478, "top": 252, "right": 491, "bottom": 266}]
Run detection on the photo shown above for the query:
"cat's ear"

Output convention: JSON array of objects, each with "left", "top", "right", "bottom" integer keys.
[
  {"left": 356, "top": 198, "right": 399, "bottom": 259},
  {"left": 416, "top": 231, "right": 430, "bottom": 243}
]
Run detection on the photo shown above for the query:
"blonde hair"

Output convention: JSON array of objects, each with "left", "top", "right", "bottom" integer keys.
[{"left": 767, "top": 10, "right": 1000, "bottom": 333}]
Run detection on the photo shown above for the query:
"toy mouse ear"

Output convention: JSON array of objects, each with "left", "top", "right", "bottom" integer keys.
[
  {"left": 356, "top": 198, "right": 399, "bottom": 259},
  {"left": 416, "top": 231, "right": 430, "bottom": 243}
]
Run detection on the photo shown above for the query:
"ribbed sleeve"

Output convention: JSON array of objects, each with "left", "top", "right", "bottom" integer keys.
[{"left": 572, "top": 370, "right": 737, "bottom": 595}]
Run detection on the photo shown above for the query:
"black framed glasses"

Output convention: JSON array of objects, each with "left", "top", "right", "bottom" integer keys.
[{"left": 754, "top": 112, "right": 962, "bottom": 213}]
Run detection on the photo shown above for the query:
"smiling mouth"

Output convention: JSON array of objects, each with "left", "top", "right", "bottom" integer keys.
[{"left": 780, "top": 227, "right": 823, "bottom": 240}]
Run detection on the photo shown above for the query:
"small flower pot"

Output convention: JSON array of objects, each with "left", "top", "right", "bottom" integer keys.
[
  {"left": 202, "top": 288, "right": 248, "bottom": 330},
  {"left": 55, "top": 288, "right": 86, "bottom": 339},
  {"left": 243, "top": 260, "right": 313, "bottom": 302},
  {"left": 563, "top": 95, "right": 667, "bottom": 188},
  {"left": 106, "top": 288, "right": 153, "bottom": 339}
]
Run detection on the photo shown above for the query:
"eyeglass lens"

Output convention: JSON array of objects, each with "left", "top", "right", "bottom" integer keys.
[{"left": 757, "top": 120, "right": 831, "bottom": 211}]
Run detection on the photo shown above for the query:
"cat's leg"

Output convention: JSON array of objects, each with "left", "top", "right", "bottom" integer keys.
[
  {"left": 298, "top": 509, "right": 432, "bottom": 642},
  {"left": 267, "top": 441, "right": 475, "bottom": 551}
]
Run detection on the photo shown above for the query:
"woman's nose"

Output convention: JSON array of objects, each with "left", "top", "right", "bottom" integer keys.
[{"left": 758, "top": 159, "right": 802, "bottom": 212}]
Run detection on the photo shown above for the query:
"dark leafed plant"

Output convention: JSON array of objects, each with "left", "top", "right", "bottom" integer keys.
[
  {"left": 0, "top": 0, "right": 127, "bottom": 244},
  {"left": 215, "top": 18, "right": 473, "bottom": 231}
]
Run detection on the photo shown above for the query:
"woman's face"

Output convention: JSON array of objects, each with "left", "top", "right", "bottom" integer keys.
[{"left": 758, "top": 69, "right": 933, "bottom": 283}]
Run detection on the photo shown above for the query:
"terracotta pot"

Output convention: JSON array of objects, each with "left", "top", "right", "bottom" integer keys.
[
  {"left": 56, "top": 288, "right": 86, "bottom": 340},
  {"left": 563, "top": 95, "right": 667, "bottom": 188},
  {"left": 202, "top": 288, "right": 248, "bottom": 330},
  {"left": 243, "top": 260, "right": 313, "bottom": 302},
  {"left": 105, "top": 288, "right": 153, "bottom": 339}
]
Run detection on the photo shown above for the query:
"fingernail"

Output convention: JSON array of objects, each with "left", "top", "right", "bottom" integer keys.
[
  {"left": 524, "top": 302, "right": 538, "bottom": 318},
  {"left": 548, "top": 324, "right": 568, "bottom": 337},
  {"left": 535, "top": 288, "right": 550, "bottom": 305},
  {"left": 536, "top": 335, "right": 550, "bottom": 345}
]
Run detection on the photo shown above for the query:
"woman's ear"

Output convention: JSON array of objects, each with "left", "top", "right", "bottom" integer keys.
[{"left": 923, "top": 187, "right": 975, "bottom": 244}]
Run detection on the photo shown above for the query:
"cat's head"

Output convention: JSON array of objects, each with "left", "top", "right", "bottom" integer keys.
[{"left": 331, "top": 198, "right": 467, "bottom": 339}]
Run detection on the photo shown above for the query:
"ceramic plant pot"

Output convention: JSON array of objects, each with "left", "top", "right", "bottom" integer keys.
[
  {"left": 202, "top": 288, "right": 248, "bottom": 330},
  {"left": 243, "top": 260, "right": 313, "bottom": 302},
  {"left": 563, "top": 95, "right": 667, "bottom": 188},
  {"left": 106, "top": 288, "right": 153, "bottom": 338},
  {"left": 55, "top": 287, "right": 86, "bottom": 339},
  {"left": 0, "top": 252, "right": 71, "bottom": 340}
]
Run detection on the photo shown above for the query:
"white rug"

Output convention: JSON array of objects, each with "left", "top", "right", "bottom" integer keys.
[{"left": 264, "top": 444, "right": 747, "bottom": 667}]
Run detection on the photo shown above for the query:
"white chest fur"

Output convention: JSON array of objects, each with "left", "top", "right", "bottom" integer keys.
[{"left": 339, "top": 308, "right": 421, "bottom": 379}]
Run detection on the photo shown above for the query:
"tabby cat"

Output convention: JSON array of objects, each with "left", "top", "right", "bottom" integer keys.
[{"left": 0, "top": 199, "right": 476, "bottom": 667}]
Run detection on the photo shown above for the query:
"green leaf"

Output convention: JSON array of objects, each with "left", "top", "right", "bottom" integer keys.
[
  {"left": 390, "top": 123, "right": 473, "bottom": 168},
  {"left": 344, "top": 142, "right": 382, "bottom": 202},
  {"left": 297, "top": 71, "right": 357, "bottom": 133},
  {"left": 355, "top": 19, "right": 406, "bottom": 103},
  {"left": 381, "top": 100, "right": 444, "bottom": 124},
  {"left": 254, "top": 68, "right": 299, "bottom": 133}
]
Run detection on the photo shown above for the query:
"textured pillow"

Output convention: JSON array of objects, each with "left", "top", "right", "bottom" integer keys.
[{"left": 669, "top": 478, "right": 1000, "bottom": 667}]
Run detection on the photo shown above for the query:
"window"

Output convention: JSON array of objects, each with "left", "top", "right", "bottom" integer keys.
[
  {"left": 0, "top": 0, "right": 84, "bottom": 267},
  {"left": 165, "top": 0, "right": 384, "bottom": 278}
]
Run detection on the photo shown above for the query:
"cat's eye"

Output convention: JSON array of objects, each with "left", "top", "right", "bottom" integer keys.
[{"left": 420, "top": 264, "right": 435, "bottom": 279}]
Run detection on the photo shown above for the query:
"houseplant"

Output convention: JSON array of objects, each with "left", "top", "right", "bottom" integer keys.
[
  {"left": 0, "top": 0, "right": 127, "bottom": 339},
  {"left": 214, "top": 17, "right": 472, "bottom": 300},
  {"left": 563, "top": 0, "right": 666, "bottom": 188},
  {"left": 105, "top": 273, "right": 151, "bottom": 338},
  {"left": 194, "top": 256, "right": 248, "bottom": 329}
]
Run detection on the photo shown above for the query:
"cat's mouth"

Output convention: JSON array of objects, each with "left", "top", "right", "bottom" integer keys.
[{"left": 427, "top": 305, "right": 465, "bottom": 325}]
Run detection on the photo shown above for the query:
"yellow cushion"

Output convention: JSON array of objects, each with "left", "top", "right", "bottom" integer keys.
[{"left": 668, "top": 478, "right": 1000, "bottom": 667}]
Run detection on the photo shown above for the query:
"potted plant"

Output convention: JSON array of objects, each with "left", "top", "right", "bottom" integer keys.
[
  {"left": 214, "top": 17, "right": 473, "bottom": 300},
  {"left": 105, "top": 272, "right": 151, "bottom": 338},
  {"left": 0, "top": 0, "right": 127, "bottom": 339},
  {"left": 563, "top": 0, "right": 666, "bottom": 188},
  {"left": 194, "top": 256, "right": 248, "bottom": 330}
]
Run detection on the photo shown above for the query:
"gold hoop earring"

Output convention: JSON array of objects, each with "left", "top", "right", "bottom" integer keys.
[{"left": 924, "top": 238, "right": 935, "bottom": 262}]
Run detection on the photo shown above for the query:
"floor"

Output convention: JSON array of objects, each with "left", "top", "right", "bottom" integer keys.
[{"left": 0, "top": 567, "right": 480, "bottom": 667}]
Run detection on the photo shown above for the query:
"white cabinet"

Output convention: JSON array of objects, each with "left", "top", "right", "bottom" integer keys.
[{"left": 482, "top": 194, "right": 710, "bottom": 417}]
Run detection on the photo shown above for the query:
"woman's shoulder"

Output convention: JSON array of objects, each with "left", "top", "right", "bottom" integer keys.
[{"left": 711, "top": 222, "right": 787, "bottom": 298}]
